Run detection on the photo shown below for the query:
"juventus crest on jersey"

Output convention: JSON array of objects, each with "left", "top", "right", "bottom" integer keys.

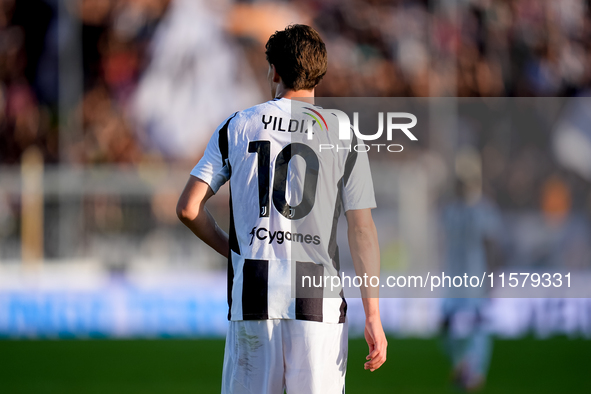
[{"left": 191, "top": 98, "right": 376, "bottom": 324}]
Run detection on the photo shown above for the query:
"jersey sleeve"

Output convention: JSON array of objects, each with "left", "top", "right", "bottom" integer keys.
[
  {"left": 341, "top": 147, "right": 377, "bottom": 211},
  {"left": 190, "top": 113, "right": 237, "bottom": 193}
]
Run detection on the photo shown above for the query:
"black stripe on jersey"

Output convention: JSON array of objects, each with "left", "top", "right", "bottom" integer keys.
[
  {"left": 343, "top": 132, "right": 358, "bottom": 186},
  {"left": 227, "top": 187, "right": 239, "bottom": 321},
  {"left": 218, "top": 112, "right": 238, "bottom": 165},
  {"left": 222, "top": 112, "right": 239, "bottom": 321},
  {"left": 328, "top": 185, "right": 348, "bottom": 324},
  {"left": 228, "top": 187, "right": 240, "bottom": 255},
  {"left": 227, "top": 250, "right": 234, "bottom": 320},
  {"left": 295, "top": 261, "right": 324, "bottom": 322},
  {"left": 242, "top": 259, "right": 269, "bottom": 320},
  {"left": 338, "top": 291, "right": 347, "bottom": 323},
  {"left": 335, "top": 132, "right": 359, "bottom": 323},
  {"left": 328, "top": 184, "right": 342, "bottom": 272}
]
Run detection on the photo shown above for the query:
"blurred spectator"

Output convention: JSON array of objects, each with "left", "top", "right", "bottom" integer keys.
[
  {"left": 440, "top": 148, "right": 503, "bottom": 392},
  {"left": 131, "top": 0, "right": 264, "bottom": 161}
]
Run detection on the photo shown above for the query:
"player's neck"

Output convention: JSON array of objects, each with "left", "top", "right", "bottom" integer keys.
[{"left": 275, "top": 87, "right": 315, "bottom": 104}]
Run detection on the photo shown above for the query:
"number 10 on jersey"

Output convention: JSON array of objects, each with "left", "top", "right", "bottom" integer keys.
[{"left": 248, "top": 141, "right": 319, "bottom": 221}]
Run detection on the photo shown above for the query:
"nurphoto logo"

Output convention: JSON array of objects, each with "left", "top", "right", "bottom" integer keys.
[{"left": 312, "top": 109, "right": 418, "bottom": 153}]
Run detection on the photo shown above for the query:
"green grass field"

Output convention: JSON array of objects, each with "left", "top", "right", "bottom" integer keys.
[{"left": 0, "top": 337, "right": 589, "bottom": 393}]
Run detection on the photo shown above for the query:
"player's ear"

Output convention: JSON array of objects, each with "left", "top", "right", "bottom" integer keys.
[{"left": 271, "top": 64, "right": 281, "bottom": 83}]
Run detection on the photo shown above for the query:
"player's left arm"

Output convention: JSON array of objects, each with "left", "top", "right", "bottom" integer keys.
[
  {"left": 341, "top": 141, "right": 387, "bottom": 371},
  {"left": 177, "top": 176, "right": 229, "bottom": 258},
  {"left": 346, "top": 208, "right": 387, "bottom": 372}
]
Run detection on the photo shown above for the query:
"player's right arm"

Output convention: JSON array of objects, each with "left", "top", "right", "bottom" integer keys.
[
  {"left": 177, "top": 113, "right": 237, "bottom": 258},
  {"left": 346, "top": 208, "right": 387, "bottom": 372},
  {"left": 176, "top": 176, "right": 229, "bottom": 258}
]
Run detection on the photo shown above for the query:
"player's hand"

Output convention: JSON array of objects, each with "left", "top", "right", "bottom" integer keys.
[{"left": 364, "top": 315, "right": 387, "bottom": 371}]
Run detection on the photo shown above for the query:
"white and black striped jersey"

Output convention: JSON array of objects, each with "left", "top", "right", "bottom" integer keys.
[{"left": 191, "top": 97, "right": 376, "bottom": 324}]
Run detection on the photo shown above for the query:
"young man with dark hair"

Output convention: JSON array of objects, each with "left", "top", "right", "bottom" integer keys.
[{"left": 177, "top": 24, "right": 386, "bottom": 393}]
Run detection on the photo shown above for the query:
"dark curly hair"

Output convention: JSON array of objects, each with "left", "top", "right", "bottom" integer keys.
[{"left": 265, "top": 24, "right": 327, "bottom": 91}]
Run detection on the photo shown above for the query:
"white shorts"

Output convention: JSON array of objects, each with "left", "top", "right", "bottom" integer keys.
[{"left": 222, "top": 319, "right": 348, "bottom": 394}]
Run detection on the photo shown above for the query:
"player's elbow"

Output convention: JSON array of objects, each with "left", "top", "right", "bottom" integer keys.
[{"left": 176, "top": 199, "right": 198, "bottom": 223}]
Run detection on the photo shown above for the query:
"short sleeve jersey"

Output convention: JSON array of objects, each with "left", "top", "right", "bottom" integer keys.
[{"left": 191, "top": 98, "right": 376, "bottom": 323}]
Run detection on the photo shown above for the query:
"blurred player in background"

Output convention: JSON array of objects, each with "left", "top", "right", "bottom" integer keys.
[
  {"left": 177, "top": 24, "right": 386, "bottom": 393},
  {"left": 440, "top": 148, "right": 503, "bottom": 392}
]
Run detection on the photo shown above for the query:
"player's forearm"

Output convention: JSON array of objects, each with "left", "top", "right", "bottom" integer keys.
[
  {"left": 180, "top": 207, "right": 229, "bottom": 258},
  {"left": 362, "top": 298, "right": 381, "bottom": 319},
  {"left": 347, "top": 221, "right": 381, "bottom": 315}
]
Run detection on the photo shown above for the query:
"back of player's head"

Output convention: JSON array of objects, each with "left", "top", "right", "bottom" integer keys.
[{"left": 265, "top": 24, "right": 327, "bottom": 91}]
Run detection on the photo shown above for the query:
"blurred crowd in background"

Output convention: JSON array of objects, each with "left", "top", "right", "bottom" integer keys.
[
  {"left": 0, "top": 0, "right": 171, "bottom": 166},
  {"left": 0, "top": 0, "right": 590, "bottom": 268},
  {"left": 1, "top": 0, "right": 590, "bottom": 165}
]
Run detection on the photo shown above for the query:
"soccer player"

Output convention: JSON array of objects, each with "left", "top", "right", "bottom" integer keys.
[
  {"left": 177, "top": 24, "right": 386, "bottom": 393},
  {"left": 440, "top": 148, "right": 503, "bottom": 392}
]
